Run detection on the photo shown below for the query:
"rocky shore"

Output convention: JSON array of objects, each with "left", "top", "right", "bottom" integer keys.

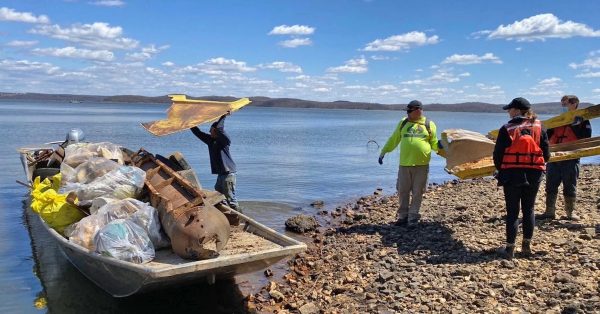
[{"left": 248, "top": 164, "right": 600, "bottom": 313}]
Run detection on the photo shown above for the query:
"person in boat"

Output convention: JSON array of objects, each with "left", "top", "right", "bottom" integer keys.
[
  {"left": 538, "top": 95, "right": 592, "bottom": 221},
  {"left": 190, "top": 112, "right": 240, "bottom": 211},
  {"left": 493, "top": 97, "right": 550, "bottom": 260},
  {"left": 378, "top": 100, "right": 439, "bottom": 227}
]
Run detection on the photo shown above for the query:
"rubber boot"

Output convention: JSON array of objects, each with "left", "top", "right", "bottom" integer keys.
[
  {"left": 497, "top": 244, "right": 515, "bottom": 260},
  {"left": 565, "top": 196, "right": 580, "bottom": 221},
  {"left": 537, "top": 193, "right": 557, "bottom": 220},
  {"left": 521, "top": 238, "right": 532, "bottom": 257}
]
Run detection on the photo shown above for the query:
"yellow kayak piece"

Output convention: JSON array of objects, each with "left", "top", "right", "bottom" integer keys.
[
  {"left": 447, "top": 136, "right": 600, "bottom": 179},
  {"left": 488, "top": 104, "right": 600, "bottom": 140},
  {"left": 142, "top": 95, "right": 251, "bottom": 136}
]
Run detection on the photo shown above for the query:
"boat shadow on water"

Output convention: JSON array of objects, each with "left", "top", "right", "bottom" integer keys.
[{"left": 23, "top": 199, "right": 248, "bottom": 314}]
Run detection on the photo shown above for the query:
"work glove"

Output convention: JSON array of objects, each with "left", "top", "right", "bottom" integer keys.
[
  {"left": 572, "top": 116, "right": 584, "bottom": 126},
  {"left": 378, "top": 154, "right": 384, "bottom": 165}
]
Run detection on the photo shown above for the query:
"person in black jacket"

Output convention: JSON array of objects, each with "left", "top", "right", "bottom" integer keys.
[
  {"left": 493, "top": 97, "right": 550, "bottom": 260},
  {"left": 538, "top": 95, "right": 592, "bottom": 221},
  {"left": 190, "top": 112, "right": 239, "bottom": 210}
]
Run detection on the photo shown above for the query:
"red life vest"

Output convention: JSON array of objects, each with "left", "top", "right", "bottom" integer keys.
[
  {"left": 549, "top": 125, "right": 578, "bottom": 144},
  {"left": 501, "top": 119, "right": 546, "bottom": 170}
]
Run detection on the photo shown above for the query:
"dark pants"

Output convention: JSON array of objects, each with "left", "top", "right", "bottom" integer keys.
[
  {"left": 503, "top": 180, "right": 541, "bottom": 244},
  {"left": 545, "top": 159, "right": 580, "bottom": 197}
]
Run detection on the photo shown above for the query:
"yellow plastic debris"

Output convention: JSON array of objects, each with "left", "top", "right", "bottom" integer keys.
[
  {"left": 30, "top": 173, "right": 84, "bottom": 234},
  {"left": 141, "top": 94, "right": 251, "bottom": 136}
]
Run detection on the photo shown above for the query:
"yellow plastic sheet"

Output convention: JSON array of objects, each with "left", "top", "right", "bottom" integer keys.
[
  {"left": 30, "top": 174, "right": 84, "bottom": 234},
  {"left": 141, "top": 94, "right": 251, "bottom": 136}
]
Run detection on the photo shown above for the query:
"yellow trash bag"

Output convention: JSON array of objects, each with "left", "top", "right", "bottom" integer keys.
[{"left": 30, "top": 173, "right": 85, "bottom": 235}]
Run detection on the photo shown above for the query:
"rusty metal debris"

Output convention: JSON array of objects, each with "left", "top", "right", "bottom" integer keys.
[{"left": 132, "top": 149, "right": 231, "bottom": 260}]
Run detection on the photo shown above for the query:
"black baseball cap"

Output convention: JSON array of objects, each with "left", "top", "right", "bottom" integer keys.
[
  {"left": 503, "top": 97, "right": 531, "bottom": 110},
  {"left": 406, "top": 100, "right": 423, "bottom": 110}
]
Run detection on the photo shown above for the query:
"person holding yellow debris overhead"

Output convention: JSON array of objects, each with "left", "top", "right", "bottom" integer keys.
[
  {"left": 378, "top": 100, "right": 439, "bottom": 227},
  {"left": 538, "top": 95, "right": 592, "bottom": 221},
  {"left": 493, "top": 97, "right": 550, "bottom": 260},
  {"left": 190, "top": 111, "right": 240, "bottom": 211}
]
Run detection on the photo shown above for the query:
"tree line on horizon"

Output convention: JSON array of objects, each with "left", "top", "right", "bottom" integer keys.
[{"left": 1, "top": 92, "right": 593, "bottom": 114}]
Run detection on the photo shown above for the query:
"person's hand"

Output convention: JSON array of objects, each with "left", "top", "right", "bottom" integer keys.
[
  {"left": 226, "top": 110, "right": 231, "bottom": 116},
  {"left": 378, "top": 154, "right": 384, "bottom": 165},
  {"left": 572, "top": 116, "right": 584, "bottom": 126}
]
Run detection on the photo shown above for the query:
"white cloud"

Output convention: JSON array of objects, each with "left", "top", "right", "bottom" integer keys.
[
  {"left": 363, "top": 31, "right": 439, "bottom": 51},
  {"left": 370, "top": 55, "right": 390, "bottom": 60},
  {"left": 344, "top": 85, "right": 369, "bottom": 90},
  {"left": 32, "top": 46, "right": 114, "bottom": 61},
  {"left": 278, "top": 38, "right": 312, "bottom": 48},
  {"left": 593, "top": 88, "right": 600, "bottom": 93},
  {"left": 475, "top": 83, "right": 503, "bottom": 92},
  {"left": 174, "top": 57, "right": 256, "bottom": 75},
  {"left": 0, "top": 59, "right": 59, "bottom": 74},
  {"left": 401, "top": 79, "right": 424, "bottom": 85},
  {"left": 6, "top": 40, "right": 38, "bottom": 47},
  {"left": 458, "top": 72, "right": 471, "bottom": 77},
  {"left": 538, "top": 77, "right": 562, "bottom": 85},
  {"left": 575, "top": 72, "right": 600, "bottom": 78},
  {"left": 0, "top": 7, "right": 50, "bottom": 24},
  {"left": 374, "top": 84, "right": 397, "bottom": 91},
  {"left": 515, "top": 47, "right": 523, "bottom": 51},
  {"left": 429, "top": 71, "right": 459, "bottom": 83},
  {"left": 327, "top": 57, "right": 368, "bottom": 73},
  {"left": 525, "top": 77, "right": 564, "bottom": 97},
  {"left": 569, "top": 57, "right": 600, "bottom": 69},
  {"left": 442, "top": 53, "right": 502, "bottom": 65},
  {"left": 481, "top": 13, "right": 600, "bottom": 41},
  {"left": 162, "top": 61, "right": 174, "bottom": 67},
  {"left": 268, "top": 25, "right": 315, "bottom": 35},
  {"left": 313, "top": 87, "right": 330, "bottom": 92},
  {"left": 287, "top": 74, "right": 310, "bottom": 81},
  {"left": 30, "top": 22, "right": 138, "bottom": 50},
  {"left": 258, "top": 61, "right": 302, "bottom": 73},
  {"left": 125, "top": 44, "right": 169, "bottom": 61},
  {"left": 89, "top": 1, "right": 126, "bottom": 7}
]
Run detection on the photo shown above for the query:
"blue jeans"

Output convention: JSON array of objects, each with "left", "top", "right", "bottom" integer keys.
[{"left": 215, "top": 173, "right": 238, "bottom": 209}]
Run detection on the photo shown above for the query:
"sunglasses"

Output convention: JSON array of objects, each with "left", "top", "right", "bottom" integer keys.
[{"left": 407, "top": 108, "right": 423, "bottom": 113}]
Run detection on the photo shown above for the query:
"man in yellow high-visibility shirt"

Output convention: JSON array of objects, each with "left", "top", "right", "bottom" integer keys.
[{"left": 379, "top": 100, "right": 439, "bottom": 226}]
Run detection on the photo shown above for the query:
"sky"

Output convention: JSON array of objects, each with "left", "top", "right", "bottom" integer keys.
[{"left": 0, "top": 0, "right": 599, "bottom": 104}]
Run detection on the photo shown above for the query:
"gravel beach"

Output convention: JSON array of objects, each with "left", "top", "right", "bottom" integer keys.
[{"left": 248, "top": 164, "right": 600, "bottom": 313}]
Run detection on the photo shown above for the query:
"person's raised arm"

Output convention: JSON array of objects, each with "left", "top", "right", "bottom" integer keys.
[
  {"left": 212, "top": 113, "right": 232, "bottom": 146},
  {"left": 190, "top": 126, "right": 211, "bottom": 144}
]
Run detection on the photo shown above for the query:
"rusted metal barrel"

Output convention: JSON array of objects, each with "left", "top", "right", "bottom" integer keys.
[{"left": 132, "top": 149, "right": 231, "bottom": 260}]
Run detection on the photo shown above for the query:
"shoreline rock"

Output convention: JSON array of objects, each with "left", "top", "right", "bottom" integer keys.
[{"left": 249, "top": 164, "right": 600, "bottom": 313}]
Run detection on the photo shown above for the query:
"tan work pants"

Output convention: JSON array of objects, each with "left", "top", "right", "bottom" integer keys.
[{"left": 396, "top": 165, "right": 429, "bottom": 222}]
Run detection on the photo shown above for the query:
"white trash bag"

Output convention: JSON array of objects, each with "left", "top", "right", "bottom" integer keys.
[{"left": 94, "top": 219, "right": 155, "bottom": 264}]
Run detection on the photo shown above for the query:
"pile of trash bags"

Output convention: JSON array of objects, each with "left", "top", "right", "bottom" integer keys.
[{"left": 31, "top": 142, "right": 170, "bottom": 264}]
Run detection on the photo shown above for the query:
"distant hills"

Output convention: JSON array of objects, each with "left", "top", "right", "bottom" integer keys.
[{"left": 1, "top": 92, "right": 594, "bottom": 114}]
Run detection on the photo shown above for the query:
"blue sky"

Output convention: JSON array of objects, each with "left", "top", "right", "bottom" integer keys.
[{"left": 1, "top": 0, "right": 599, "bottom": 104}]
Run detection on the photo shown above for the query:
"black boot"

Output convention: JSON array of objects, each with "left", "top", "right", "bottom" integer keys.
[
  {"left": 536, "top": 193, "right": 557, "bottom": 220},
  {"left": 565, "top": 196, "right": 580, "bottom": 221},
  {"left": 521, "top": 238, "right": 532, "bottom": 257},
  {"left": 497, "top": 244, "right": 515, "bottom": 260}
]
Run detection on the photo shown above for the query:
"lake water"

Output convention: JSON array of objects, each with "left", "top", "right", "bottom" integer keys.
[{"left": 1, "top": 101, "right": 598, "bottom": 312}]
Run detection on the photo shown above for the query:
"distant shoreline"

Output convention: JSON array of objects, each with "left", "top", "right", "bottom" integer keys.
[{"left": 1, "top": 92, "right": 593, "bottom": 114}]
